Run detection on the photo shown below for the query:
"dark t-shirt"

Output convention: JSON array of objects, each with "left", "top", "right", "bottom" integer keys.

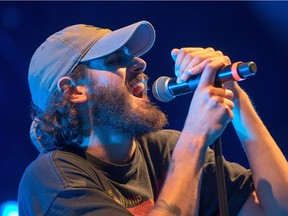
[{"left": 18, "top": 130, "right": 253, "bottom": 216}]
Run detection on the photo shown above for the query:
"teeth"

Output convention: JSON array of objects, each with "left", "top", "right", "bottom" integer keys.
[{"left": 132, "top": 82, "right": 144, "bottom": 98}]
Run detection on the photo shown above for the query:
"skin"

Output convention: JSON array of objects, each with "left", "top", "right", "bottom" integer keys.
[
  {"left": 68, "top": 49, "right": 149, "bottom": 164},
  {"left": 65, "top": 47, "right": 288, "bottom": 215}
]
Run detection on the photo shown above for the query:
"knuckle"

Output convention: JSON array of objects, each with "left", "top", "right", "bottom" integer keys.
[
  {"left": 179, "top": 48, "right": 188, "bottom": 56},
  {"left": 223, "top": 104, "right": 231, "bottom": 113},
  {"left": 206, "top": 47, "right": 215, "bottom": 52},
  {"left": 184, "top": 54, "right": 193, "bottom": 62},
  {"left": 205, "top": 62, "right": 215, "bottom": 71},
  {"left": 209, "top": 96, "right": 223, "bottom": 107},
  {"left": 194, "top": 55, "right": 203, "bottom": 62},
  {"left": 216, "top": 97, "right": 224, "bottom": 104},
  {"left": 223, "top": 55, "right": 231, "bottom": 63},
  {"left": 226, "top": 89, "right": 234, "bottom": 98},
  {"left": 207, "top": 87, "right": 215, "bottom": 97},
  {"left": 215, "top": 50, "right": 224, "bottom": 56}
]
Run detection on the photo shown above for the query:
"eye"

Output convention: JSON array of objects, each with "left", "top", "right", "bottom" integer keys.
[
  {"left": 104, "top": 49, "right": 130, "bottom": 68},
  {"left": 106, "top": 56, "right": 121, "bottom": 66}
]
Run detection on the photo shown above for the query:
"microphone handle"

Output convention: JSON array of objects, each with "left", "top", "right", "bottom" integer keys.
[{"left": 169, "top": 61, "right": 257, "bottom": 96}]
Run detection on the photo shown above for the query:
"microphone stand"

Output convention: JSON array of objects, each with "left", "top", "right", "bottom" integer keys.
[
  {"left": 213, "top": 80, "right": 229, "bottom": 216},
  {"left": 213, "top": 137, "right": 229, "bottom": 216},
  {"left": 211, "top": 62, "right": 257, "bottom": 215}
]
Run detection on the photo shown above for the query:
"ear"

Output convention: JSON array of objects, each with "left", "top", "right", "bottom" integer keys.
[
  {"left": 57, "top": 76, "right": 88, "bottom": 103},
  {"left": 69, "top": 86, "right": 88, "bottom": 104}
]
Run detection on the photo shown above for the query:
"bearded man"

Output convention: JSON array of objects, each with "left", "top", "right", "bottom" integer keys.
[{"left": 18, "top": 21, "right": 288, "bottom": 216}]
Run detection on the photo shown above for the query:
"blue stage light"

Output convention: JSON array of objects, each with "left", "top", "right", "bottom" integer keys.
[{"left": 0, "top": 201, "right": 18, "bottom": 216}]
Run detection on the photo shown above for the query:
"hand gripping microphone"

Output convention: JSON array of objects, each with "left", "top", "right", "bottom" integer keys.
[{"left": 152, "top": 61, "right": 257, "bottom": 102}]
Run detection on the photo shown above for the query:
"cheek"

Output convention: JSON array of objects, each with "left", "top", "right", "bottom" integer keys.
[
  {"left": 93, "top": 71, "right": 124, "bottom": 87},
  {"left": 97, "top": 76, "right": 113, "bottom": 87},
  {"left": 116, "top": 68, "right": 126, "bottom": 81}
]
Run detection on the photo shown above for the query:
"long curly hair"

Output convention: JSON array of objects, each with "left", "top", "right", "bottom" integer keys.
[{"left": 31, "top": 64, "right": 88, "bottom": 151}]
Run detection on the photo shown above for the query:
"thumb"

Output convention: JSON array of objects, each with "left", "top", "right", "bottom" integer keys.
[
  {"left": 197, "top": 59, "right": 220, "bottom": 88},
  {"left": 171, "top": 48, "right": 180, "bottom": 77}
]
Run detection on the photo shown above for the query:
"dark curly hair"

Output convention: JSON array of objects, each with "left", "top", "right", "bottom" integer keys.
[{"left": 31, "top": 64, "right": 88, "bottom": 151}]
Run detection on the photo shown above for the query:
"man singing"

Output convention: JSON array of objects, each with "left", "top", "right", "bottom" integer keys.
[{"left": 18, "top": 21, "right": 288, "bottom": 215}]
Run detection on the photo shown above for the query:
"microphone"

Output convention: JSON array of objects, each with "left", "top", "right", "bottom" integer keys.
[{"left": 152, "top": 61, "right": 257, "bottom": 102}]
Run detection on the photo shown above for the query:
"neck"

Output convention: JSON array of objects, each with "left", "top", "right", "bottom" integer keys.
[{"left": 82, "top": 130, "right": 136, "bottom": 165}]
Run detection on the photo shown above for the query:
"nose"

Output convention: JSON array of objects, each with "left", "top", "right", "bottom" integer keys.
[{"left": 127, "top": 57, "right": 147, "bottom": 75}]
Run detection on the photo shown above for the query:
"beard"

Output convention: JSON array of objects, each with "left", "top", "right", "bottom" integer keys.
[{"left": 88, "top": 82, "right": 168, "bottom": 138}]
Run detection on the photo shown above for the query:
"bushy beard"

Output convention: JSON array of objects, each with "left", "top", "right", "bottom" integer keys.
[{"left": 88, "top": 83, "right": 168, "bottom": 138}]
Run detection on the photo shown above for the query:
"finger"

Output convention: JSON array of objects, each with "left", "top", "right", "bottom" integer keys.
[
  {"left": 177, "top": 58, "right": 211, "bottom": 83},
  {"left": 208, "top": 87, "right": 234, "bottom": 99},
  {"left": 186, "top": 55, "right": 230, "bottom": 75},
  {"left": 198, "top": 59, "right": 226, "bottom": 88},
  {"left": 224, "top": 98, "right": 235, "bottom": 110},
  {"left": 178, "top": 48, "right": 215, "bottom": 74},
  {"left": 174, "top": 48, "right": 231, "bottom": 84},
  {"left": 210, "top": 96, "right": 234, "bottom": 121},
  {"left": 173, "top": 48, "right": 185, "bottom": 76},
  {"left": 223, "top": 98, "right": 235, "bottom": 124},
  {"left": 177, "top": 49, "right": 229, "bottom": 83},
  {"left": 174, "top": 48, "right": 204, "bottom": 76},
  {"left": 171, "top": 48, "right": 179, "bottom": 62},
  {"left": 171, "top": 48, "right": 202, "bottom": 61},
  {"left": 223, "top": 103, "right": 234, "bottom": 124},
  {"left": 225, "top": 89, "right": 234, "bottom": 100}
]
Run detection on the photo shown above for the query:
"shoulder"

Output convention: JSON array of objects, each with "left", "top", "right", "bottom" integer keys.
[
  {"left": 20, "top": 151, "right": 65, "bottom": 187},
  {"left": 35, "top": 149, "right": 100, "bottom": 187},
  {"left": 18, "top": 151, "right": 65, "bottom": 215},
  {"left": 18, "top": 149, "right": 103, "bottom": 215},
  {"left": 19, "top": 150, "right": 92, "bottom": 193}
]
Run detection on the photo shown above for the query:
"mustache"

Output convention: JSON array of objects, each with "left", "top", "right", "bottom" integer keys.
[{"left": 125, "top": 73, "right": 148, "bottom": 91}]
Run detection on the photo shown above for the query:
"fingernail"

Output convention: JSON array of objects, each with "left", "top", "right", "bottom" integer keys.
[
  {"left": 176, "top": 78, "right": 183, "bottom": 84},
  {"left": 177, "top": 75, "right": 186, "bottom": 84},
  {"left": 182, "top": 74, "right": 188, "bottom": 81},
  {"left": 175, "top": 68, "right": 179, "bottom": 77},
  {"left": 177, "top": 79, "right": 185, "bottom": 84},
  {"left": 188, "top": 68, "right": 193, "bottom": 74}
]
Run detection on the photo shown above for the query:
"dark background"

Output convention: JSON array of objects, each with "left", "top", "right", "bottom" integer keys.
[{"left": 0, "top": 1, "right": 287, "bottom": 205}]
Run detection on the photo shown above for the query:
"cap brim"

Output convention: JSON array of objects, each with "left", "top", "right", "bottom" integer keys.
[{"left": 80, "top": 20, "right": 155, "bottom": 62}]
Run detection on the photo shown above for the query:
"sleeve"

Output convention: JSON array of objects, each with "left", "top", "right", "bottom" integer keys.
[
  {"left": 46, "top": 187, "right": 133, "bottom": 216},
  {"left": 199, "top": 148, "right": 254, "bottom": 216}
]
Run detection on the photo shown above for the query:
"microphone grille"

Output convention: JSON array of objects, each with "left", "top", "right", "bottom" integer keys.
[{"left": 152, "top": 76, "right": 175, "bottom": 102}]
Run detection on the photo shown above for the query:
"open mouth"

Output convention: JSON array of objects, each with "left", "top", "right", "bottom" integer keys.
[
  {"left": 126, "top": 74, "right": 148, "bottom": 99},
  {"left": 131, "top": 82, "right": 145, "bottom": 98}
]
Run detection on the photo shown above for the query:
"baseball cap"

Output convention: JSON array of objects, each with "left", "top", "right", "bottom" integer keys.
[{"left": 28, "top": 20, "right": 156, "bottom": 112}]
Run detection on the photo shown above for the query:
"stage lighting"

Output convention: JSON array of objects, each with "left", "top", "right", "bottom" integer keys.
[{"left": 0, "top": 201, "right": 18, "bottom": 216}]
